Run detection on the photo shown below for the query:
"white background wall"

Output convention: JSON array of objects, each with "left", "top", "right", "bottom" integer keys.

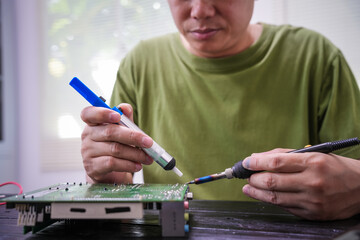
[{"left": 1, "top": 0, "right": 359, "bottom": 193}]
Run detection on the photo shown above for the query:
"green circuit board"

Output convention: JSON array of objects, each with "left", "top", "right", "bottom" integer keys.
[{"left": 4, "top": 183, "right": 189, "bottom": 203}]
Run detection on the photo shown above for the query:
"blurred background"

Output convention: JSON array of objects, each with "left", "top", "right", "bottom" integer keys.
[{"left": 0, "top": 0, "right": 359, "bottom": 193}]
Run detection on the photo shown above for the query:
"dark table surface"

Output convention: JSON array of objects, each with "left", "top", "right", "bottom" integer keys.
[{"left": 1, "top": 200, "right": 360, "bottom": 240}]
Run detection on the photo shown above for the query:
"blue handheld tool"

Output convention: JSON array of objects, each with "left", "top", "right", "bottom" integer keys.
[{"left": 69, "top": 77, "right": 183, "bottom": 177}]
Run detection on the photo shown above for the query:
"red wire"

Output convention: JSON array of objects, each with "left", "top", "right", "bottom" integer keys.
[{"left": 0, "top": 181, "right": 23, "bottom": 206}]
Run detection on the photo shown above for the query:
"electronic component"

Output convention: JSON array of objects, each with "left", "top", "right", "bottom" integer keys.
[{"left": 3, "top": 183, "right": 191, "bottom": 237}]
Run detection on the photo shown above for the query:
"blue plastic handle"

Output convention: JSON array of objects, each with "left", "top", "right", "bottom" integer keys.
[{"left": 69, "top": 77, "right": 123, "bottom": 115}]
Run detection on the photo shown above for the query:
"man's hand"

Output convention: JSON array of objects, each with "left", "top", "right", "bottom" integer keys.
[
  {"left": 80, "top": 103, "right": 154, "bottom": 184},
  {"left": 242, "top": 150, "right": 360, "bottom": 220}
]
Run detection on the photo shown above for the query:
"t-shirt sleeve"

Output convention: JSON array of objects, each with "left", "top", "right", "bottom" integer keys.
[{"left": 318, "top": 50, "right": 360, "bottom": 158}]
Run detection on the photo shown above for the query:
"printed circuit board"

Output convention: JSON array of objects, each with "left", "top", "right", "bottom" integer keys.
[{"left": 3, "top": 183, "right": 191, "bottom": 237}]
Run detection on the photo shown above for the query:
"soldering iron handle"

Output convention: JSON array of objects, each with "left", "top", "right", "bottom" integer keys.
[
  {"left": 232, "top": 161, "right": 262, "bottom": 179},
  {"left": 288, "top": 137, "right": 360, "bottom": 153}
]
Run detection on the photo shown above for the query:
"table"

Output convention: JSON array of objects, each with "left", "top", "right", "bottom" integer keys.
[{"left": 1, "top": 200, "right": 360, "bottom": 239}]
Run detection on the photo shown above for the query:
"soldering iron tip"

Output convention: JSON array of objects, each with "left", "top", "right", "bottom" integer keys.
[{"left": 187, "top": 181, "right": 195, "bottom": 184}]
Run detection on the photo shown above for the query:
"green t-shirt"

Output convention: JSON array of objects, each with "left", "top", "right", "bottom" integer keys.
[{"left": 110, "top": 23, "right": 360, "bottom": 201}]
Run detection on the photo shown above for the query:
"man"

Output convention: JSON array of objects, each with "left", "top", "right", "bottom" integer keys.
[{"left": 80, "top": 0, "right": 360, "bottom": 220}]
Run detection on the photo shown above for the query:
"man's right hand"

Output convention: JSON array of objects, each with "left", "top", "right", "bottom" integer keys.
[{"left": 80, "top": 103, "right": 154, "bottom": 184}]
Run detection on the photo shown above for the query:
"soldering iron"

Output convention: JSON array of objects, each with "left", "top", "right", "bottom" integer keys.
[{"left": 188, "top": 137, "right": 360, "bottom": 185}]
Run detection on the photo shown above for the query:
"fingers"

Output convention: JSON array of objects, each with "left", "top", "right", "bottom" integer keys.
[
  {"left": 241, "top": 151, "right": 317, "bottom": 210},
  {"left": 85, "top": 156, "right": 142, "bottom": 176},
  {"left": 81, "top": 103, "right": 134, "bottom": 126},
  {"left": 81, "top": 103, "right": 151, "bottom": 148},
  {"left": 82, "top": 135, "right": 154, "bottom": 182},
  {"left": 246, "top": 172, "right": 303, "bottom": 192},
  {"left": 80, "top": 103, "right": 154, "bottom": 183},
  {"left": 81, "top": 106, "right": 121, "bottom": 126},
  {"left": 242, "top": 184, "right": 337, "bottom": 220},
  {"left": 82, "top": 123, "right": 153, "bottom": 148},
  {"left": 84, "top": 156, "right": 146, "bottom": 183},
  {"left": 242, "top": 184, "right": 302, "bottom": 208},
  {"left": 242, "top": 151, "right": 360, "bottom": 220},
  {"left": 242, "top": 153, "right": 325, "bottom": 199},
  {"left": 82, "top": 139, "right": 153, "bottom": 165},
  {"left": 117, "top": 103, "right": 134, "bottom": 121},
  {"left": 243, "top": 151, "right": 312, "bottom": 173}
]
